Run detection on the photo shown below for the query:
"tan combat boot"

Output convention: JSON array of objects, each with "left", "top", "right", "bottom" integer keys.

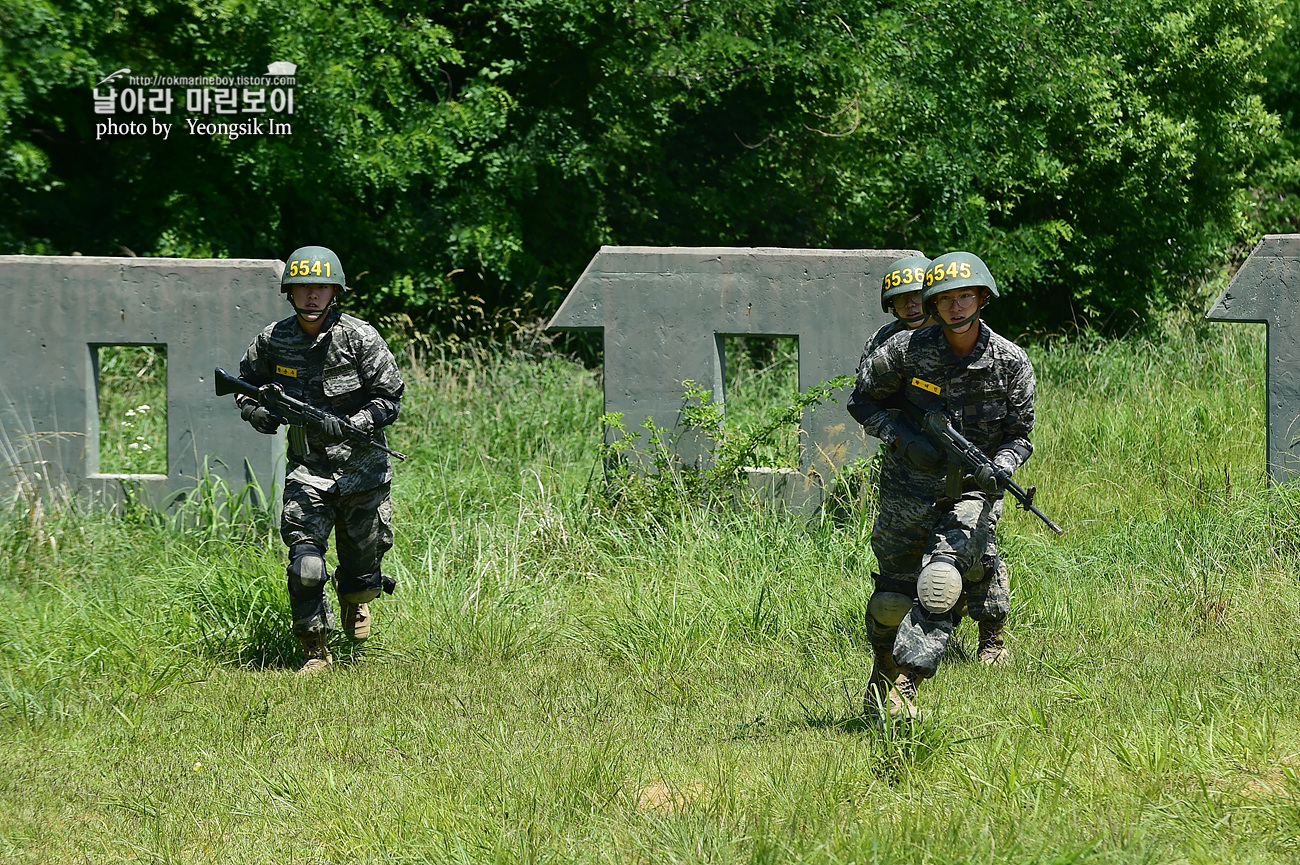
[
  {"left": 340, "top": 601, "right": 370, "bottom": 642},
  {"left": 297, "top": 632, "right": 333, "bottom": 674},
  {"left": 864, "top": 644, "right": 901, "bottom": 716},
  {"left": 887, "top": 671, "right": 921, "bottom": 721},
  {"left": 977, "top": 621, "right": 1008, "bottom": 666}
]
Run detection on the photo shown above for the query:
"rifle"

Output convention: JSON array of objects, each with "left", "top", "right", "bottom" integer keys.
[
  {"left": 214, "top": 367, "right": 407, "bottom": 461},
  {"left": 898, "top": 400, "right": 1062, "bottom": 535}
]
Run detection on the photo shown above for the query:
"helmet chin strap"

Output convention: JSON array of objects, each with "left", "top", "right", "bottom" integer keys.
[
  {"left": 290, "top": 297, "right": 333, "bottom": 322},
  {"left": 938, "top": 310, "right": 981, "bottom": 333}
]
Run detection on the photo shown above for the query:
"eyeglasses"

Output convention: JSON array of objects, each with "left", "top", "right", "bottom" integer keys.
[
  {"left": 891, "top": 293, "right": 922, "bottom": 311},
  {"left": 934, "top": 292, "right": 979, "bottom": 311}
]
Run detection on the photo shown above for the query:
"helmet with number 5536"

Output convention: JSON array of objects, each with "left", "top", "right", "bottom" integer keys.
[
  {"left": 281, "top": 246, "right": 346, "bottom": 292},
  {"left": 880, "top": 255, "right": 931, "bottom": 314},
  {"left": 921, "top": 251, "right": 998, "bottom": 313}
]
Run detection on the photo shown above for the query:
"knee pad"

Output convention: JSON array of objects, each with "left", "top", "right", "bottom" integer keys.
[
  {"left": 287, "top": 543, "right": 329, "bottom": 595},
  {"left": 918, "top": 555, "right": 963, "bottom": 616},
  {"left": 867, "top": 591, "right": 914, "bottom": 628},
  {"left": 335, "top": 566, "right": 384, "bottom": 604}
]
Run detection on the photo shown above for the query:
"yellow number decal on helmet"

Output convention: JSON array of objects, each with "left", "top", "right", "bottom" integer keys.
[
  {"left": 900, "top": 268, "right": 913, "bottom": 285},
  {"left": 914, "top": 267, "right": 925, "bottom": 284},
  {"left": 324, "top": 262, "right": 331, "bottom": 276},
  {"left": 960, "top": 262, "right": 971, "bottom": 279},
  {"left": 947, "top": 261, "right": 960, "bottom": 278}
]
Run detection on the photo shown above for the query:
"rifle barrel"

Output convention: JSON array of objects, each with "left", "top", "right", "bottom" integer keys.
[{"left": 900, "top": 401, "right": 1063, "bottom": 535}]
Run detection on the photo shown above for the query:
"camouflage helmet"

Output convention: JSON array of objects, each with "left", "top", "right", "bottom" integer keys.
[
  {"left": 921, "top": 251, "right": 998, "bottom": 313},
  {"left": 880, "top": 255, "right": 931, "bottom": 314},
  {"left": 280, "top": 245, "right": 346, "bottom": 292}
]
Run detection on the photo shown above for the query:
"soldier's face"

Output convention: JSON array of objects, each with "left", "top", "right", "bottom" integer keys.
[
  {"left": 891, "top": 291, "right": 925, "bottom": 325},
  {"left": 290, "top": 283, "right": 337, "bottom": 314},
  {"left": 933, "top": 287, "right": 986, "bottom": 329}
]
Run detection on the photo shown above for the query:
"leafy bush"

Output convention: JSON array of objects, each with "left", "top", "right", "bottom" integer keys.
[{"left": 0, "top": 0, "right": 1284, "bottom": 338}]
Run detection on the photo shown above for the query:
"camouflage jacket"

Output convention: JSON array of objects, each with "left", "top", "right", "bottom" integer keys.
[
  {"left": 850, "top": 321, "right": 1035, "bottom": 483},
  {"left": 861, "top": 319, "right": 910, "bottom": 362},
  {"left": 847, "top": 320, "right": 925, "bottom": 427},
  {"left": 237, "top": 309, "right": 405, "bottom": 494}
]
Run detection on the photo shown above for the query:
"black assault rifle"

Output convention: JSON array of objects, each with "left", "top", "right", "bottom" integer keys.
[
  {"left": 214, "top": 367, "right": 407, "bottom": 461},
  {"left": 897, "top": 401, "right": 1062, "bottom": 535}
]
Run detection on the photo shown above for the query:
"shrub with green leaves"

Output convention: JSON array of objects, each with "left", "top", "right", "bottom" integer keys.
[{"left": 0, "top": 0, "right": 1284, "bottom": 337}]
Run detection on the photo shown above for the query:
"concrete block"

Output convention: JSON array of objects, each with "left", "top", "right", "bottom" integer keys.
[
  {"left": 1206, "top": 234, "right": 1300, "bottom": 483},
  {"left": 0, "top": 256, "right": 285, "bottom": 511},
  {"left": 547, "top": 246, "right": 915, "bottom": 510}
]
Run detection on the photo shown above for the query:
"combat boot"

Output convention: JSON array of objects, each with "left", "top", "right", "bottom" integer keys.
[
  {"left": 297, "top": 631, "right": 333, "bottom": 674},
  {"left": 864, "top": 644, "right": 902, "bottom": 716},
  {"left": 886, "top": 671, "right": 921, "bottom": 721},
  {"left": 340, "top": 601, "right": 370, "bottom": 642},
  {"left": 977, "top": 621, "right": 1008, "bottom": 666}
]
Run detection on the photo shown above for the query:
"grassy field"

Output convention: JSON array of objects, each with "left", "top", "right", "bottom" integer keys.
[{"left": 2, "top": 317, "right": 1298, "bottom": 864}]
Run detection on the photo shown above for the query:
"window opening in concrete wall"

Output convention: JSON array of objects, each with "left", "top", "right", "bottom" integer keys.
[
  {"left": 720, "top": 335, "right": 799, "bottom": 469},
  {"left": 96, "top": 345, "right": 167, "bottom": 476}
]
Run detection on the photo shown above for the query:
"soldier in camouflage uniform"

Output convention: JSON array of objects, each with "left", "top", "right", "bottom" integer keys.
[
  {"left": 848, "top": 254, "right": 932, "bottom": 715},
  {"left": 849, "top": 251, "right": 1034, "bottom": 718},
  {"left": 860, "top": 254, "right": 933, "bottom": 359},
  {"left": 235, "top": 245, "right": 405, "bottom": 674}
]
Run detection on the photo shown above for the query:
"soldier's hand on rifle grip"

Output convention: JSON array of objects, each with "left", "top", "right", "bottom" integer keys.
[
  {"left": 311, "top": 412, "right": 345, "bottom": 440},
  {"left": 241, "top": 403, "right": 280, "bottom": 435},
  {"left": 258, "top": 383, "right": 287, "bottom": 413},
  {"left": 972, "top": 463, "right": 1003, "bottom": 494},
  {"left": 894, "top": 427, "right": 944, "bottom": 470}
]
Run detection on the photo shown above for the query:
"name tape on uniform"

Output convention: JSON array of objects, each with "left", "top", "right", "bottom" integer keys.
[{"left": 911, "top": 377, "right": 940, "bottom": 395}]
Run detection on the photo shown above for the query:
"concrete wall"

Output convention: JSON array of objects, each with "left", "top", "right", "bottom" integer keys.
[
  {"left": 547, "top": 246, "right": 915, "bottom": 508},
  {"left": 1206, "top": 234, "right": 1300, "bottom": 482},
  {"left": 0, "top": 256, "right": 286, "bottom": 510}
]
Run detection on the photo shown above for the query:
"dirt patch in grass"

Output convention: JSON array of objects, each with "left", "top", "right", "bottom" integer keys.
[{"left": 634, "top": 780, "right": 706, "bottom": 813}]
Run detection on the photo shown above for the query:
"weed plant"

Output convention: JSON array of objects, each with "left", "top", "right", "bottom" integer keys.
[{"left": 2, "top": 319, "right": 1298, "bottom": 863}]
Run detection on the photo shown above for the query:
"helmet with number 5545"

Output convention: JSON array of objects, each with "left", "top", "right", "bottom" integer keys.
[
  {"left": 921, "top": 251, "right": 997, "bottom": 313},
  {"left": 281, "top": 246, "right": 346, "bottom": 292}
]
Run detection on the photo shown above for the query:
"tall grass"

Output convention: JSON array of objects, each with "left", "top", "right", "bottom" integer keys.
[
  {"left": 2, "top": 318, "right": 1299, "bottom": 864},
  {"left": 96, "top": 345, "right": 167, "bottom": 475}
]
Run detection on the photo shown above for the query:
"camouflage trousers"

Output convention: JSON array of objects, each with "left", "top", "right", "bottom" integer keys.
[
  {"left": 281, "top": 479, "right": 394, "bottom": 634},
  {"left": 870, "top": 483, "right": 1010, "bottom": 677}
]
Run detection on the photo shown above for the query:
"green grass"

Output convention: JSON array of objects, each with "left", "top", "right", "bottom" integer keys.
[
  {"left": 721, "top": 335, "right": 800, "bottom": 469},
  {"left": 2, "top": 319, "right": 1299, "bottom": 863},
  {"left": 97, "top": 345, "right": 167, "bottom": 475}
]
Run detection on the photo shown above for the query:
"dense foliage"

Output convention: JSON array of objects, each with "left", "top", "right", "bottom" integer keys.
[{"left": 0, "top": 0, "right": 1291, "bottom": 336}]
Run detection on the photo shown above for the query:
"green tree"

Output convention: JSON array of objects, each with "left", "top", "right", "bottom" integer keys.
[
  {"left": 0, "top": 0, "right": 1284, "bottom": 337},
  {"left": 1247, "top": 0, "right": 1300, "bottom": 247}
]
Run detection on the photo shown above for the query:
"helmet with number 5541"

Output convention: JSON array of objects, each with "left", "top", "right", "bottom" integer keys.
[{"left": 281, "top": 246, "right": 346, "bottom": 292}]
